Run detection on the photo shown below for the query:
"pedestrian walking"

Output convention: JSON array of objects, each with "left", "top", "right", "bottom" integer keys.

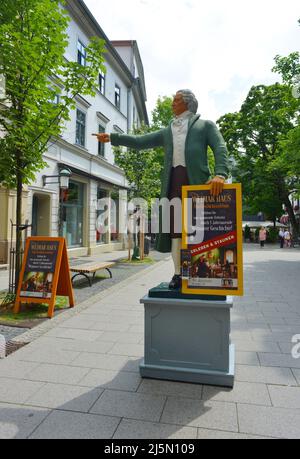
[
  {"left": 284, "top": 230, "right": 292, "bottom": 248},
  {"left": 259, "top": 227, "right": 267, "bottom": 248},
  {"left": 279, "top": 229, "right": 285, "bottom": 249}
]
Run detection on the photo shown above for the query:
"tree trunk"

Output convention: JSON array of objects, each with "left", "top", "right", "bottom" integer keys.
[{"left": 15, "top": 163, "right": 23, "bottom": 294}]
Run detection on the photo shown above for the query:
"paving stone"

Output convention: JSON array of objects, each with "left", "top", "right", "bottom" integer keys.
[
  {"left": 91, "top": 321, "right": 132, "bottom": 333},
  {"left": 78, "top": 369, "right": 142, "bottom": 392},
  {"left": 251, "top": 332, "right": 297, "bottom": 343},
  {"left": 161, "top": 397, "right": 238, "bottom": 432},
  {"left": 138, "top": 379, "right": 203, "bottom": 399},
  {"left": 114, "top": 419, "right": 197, "bottom": 439},
  {"left": 58, "top": 317, "right": 96, "bottom": 330},
  {"left": 107, "top": 343, "right": 144, "bottom": 358},
  {"left": 278, "top": 342, "right": 296, "bottom": 354},
  {"left": 235, "top": 352, "right": 260, "bottom": 366},
  {"left": 90, "top": 390, "right": 166, "bottom": 423},
  {"left": 197, "top": 429, "right": 269, "bottom": 439},
  {"left": 235, "top": 365, "right": 297, "bottom": 385},
  {"left": 21, "top": 348, "right": 80, "bottom": 366},
  {"left": 0, "top": 360, "right": 40, "bottom": 380},
  {"left": 258, "top": 353, "right": 300, "bottom": 369},
  {"left": 122, "top": 357, "right": 143, "bottom": 373},
  {"left": 25, "top": 383, "right": 103, "bottom": 412},
  {"left": 292, "top": 369, "right": 300, "bottom": 385},
  {"left": 0, "top": 403, "right": 50, "bottom": 439},
  {"left": 44, "top": 328, "right": 104, "bottom": 342},
  {"left": 238, "top": 404, "right": 300, "bottom": 439},
  {"left": 71, "top": 353, "right": 130, "bottom": 371},
  {"left": 0, "top": 378, "right": 45, "bottom": 405},
  {"left": 57, "top": 340, "right": 115, "bottom": 354},
  {"left": 97, "top": 331, "right": 144, "bottom": 345},
  {"left": 28, "top": 364, "right": 90, "bottom": 385},
  {"left": 29, "top": 410, "right": 120, "bottom": 439},
  {"left": 234, "top": 340, "right": 280, "bottom": 353},
  {"left": 268, "top": 385, "right": 300, "bottom": 409},
  {"left": 202, "top": 382, "right": 271, "bottom": 406},
  {"left": 270, "top": 325, "right": 300, "bottom": 334}
]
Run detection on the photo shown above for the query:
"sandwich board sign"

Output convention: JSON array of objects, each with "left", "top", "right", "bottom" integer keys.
[
  {"left": 181, "top": 183, "right": 244, "bottom": 297},
  {"left": 14, "top": 237, "right": 75, "bottom": 318}
]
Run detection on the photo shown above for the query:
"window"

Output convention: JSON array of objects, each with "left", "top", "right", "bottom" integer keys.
[
  {"left": 96, "top": 188, "right": 109, "bottom": 244},
  {"left": 99, "top": 71, "right": 105, "bottom": 95},
  {"left": 61, "top": 181, "right": 84, "bottom": 248},
  {"left": 110, "top": 192, "right": 120, "bottom": 242},
  {"left": 77, "top": 40, "right": 87, "bottom": 67},
  {"left": 98, "top": 125, "right": 105, "bottom": 157},
  {"left": 76, "top": 109, "right": 86, "bottom": 147},
  {"left": 115, "top": 84, "right": 121, "bottom": 110}
]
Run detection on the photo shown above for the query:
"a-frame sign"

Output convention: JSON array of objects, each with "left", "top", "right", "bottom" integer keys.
[{"left": 14, "top": 237, "right": 75, "bottom": 319}]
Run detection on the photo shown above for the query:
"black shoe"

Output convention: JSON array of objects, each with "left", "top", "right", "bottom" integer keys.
[{"left": 169, "top": 275, "right": 182, "bottom": 290}]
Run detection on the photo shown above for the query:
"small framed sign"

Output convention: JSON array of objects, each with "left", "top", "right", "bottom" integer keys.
[
  {"left": 181, "top": 184, "right": 244, "bottom": 297},
  {"left": 14, "top": 237, "right": 75, "bottom": 318}
]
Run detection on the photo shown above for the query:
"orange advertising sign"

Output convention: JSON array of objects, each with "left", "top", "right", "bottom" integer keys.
[{"left": 14, "top": 237, "right": 75, "bottom": 318}]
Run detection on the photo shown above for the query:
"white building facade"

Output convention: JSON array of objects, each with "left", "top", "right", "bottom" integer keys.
[{"left": 26, "top": 0, "right": 149, "bottom": 258}]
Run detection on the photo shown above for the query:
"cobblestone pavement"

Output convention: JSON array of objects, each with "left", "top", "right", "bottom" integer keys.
[
  {"left": 0, "top": 244, "right": 300, "bottom": 439},
  {"left": 0, "top": 250, "right": 170, "bottom": 343},
  {"left": 0, "top": 325, "right": 30, "bottom": 343}
]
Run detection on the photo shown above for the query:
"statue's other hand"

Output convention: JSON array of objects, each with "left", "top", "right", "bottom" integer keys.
[
  {"left": 206, "top": 176, "right": 225, "bottom": 197},
  {"left": 92, "top": 133, "right": 111, "bottom": 143}
]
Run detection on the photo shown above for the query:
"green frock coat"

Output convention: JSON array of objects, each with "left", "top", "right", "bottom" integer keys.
[{"left": 111, "top": 115, "right": 229, "bottom": 253}]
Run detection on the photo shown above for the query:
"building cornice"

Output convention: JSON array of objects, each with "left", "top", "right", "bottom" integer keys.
[
  {"left": 65, "top": 0, "right": 134, "bottom": 86},
  {"left": 53, "top": 137, "right": 126, "bottom": 178}
]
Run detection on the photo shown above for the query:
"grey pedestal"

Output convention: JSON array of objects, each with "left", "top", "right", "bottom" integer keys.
[{"left": 140, "top": 292, "right": 235, "bottom": 388}]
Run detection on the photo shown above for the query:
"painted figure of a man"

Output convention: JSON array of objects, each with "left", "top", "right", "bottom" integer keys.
[{"left": 94, "top": 90, "right": 229, "bottom": 290}]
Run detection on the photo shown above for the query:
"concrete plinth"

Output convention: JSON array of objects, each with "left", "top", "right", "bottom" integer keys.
[{"left": 140, "top": 287, "right": 235, "bottom": 388}]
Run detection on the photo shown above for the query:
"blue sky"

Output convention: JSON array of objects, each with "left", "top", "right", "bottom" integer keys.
[{"left": 84, "top": 0, "right": 299, "bottom": 122}]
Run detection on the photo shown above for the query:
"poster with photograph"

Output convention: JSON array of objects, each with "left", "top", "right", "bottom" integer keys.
[
  {"left": 20, "top": 240, "right": 59, "bottom": 299},
  {"left": 15, "top": 237, "right": 75, "bottom": 318},
  {"left": 181, "top": 184, "right": 243, "bottom": 296}
]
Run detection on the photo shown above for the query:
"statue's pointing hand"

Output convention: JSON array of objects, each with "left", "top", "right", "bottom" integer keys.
[
  {"left": 206, "top": 176, "right": 225, "bottom": 197},
  {"left": 92, "top": 133, "right": 111, "bottom": 143}
]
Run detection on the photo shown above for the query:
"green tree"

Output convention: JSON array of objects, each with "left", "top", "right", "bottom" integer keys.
[
  {"left": 218, "top": 83, "right": 300, "bottom": 236},
  {"left": 114, "top": 96, "right": 175, "bottom": 205},
  {"left": 114, "top": 124, "right": 162, "bottom": 205},
  {"left": 0, "top": 0, "right": 106, "bottom": 291},
  {"left": 273, "top": 37, "right": 300, "bottom": 187},
  {"left": 151, "top": 96, "right": 174, "bottom": 130}
]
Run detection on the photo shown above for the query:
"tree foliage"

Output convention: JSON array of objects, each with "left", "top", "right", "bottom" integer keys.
[
  {"left": 151, "top": 96, "right": 174, "bottom": 130},
  {"left": 114, "top": 125, "right": 162, "bottom": 205},
  {"left": 114, "top": 96, "right": 174, "bottom": 204},
  {"left": 0, "top": 0, "right": 106, "bottom": 188},
  {"left": 218, "top": 83, "right": 300, "bottom": 235}
]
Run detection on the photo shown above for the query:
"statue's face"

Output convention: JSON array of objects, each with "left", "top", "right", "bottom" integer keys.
[{"left": 172, "top": 92, "right": 188, "bottom": 116}]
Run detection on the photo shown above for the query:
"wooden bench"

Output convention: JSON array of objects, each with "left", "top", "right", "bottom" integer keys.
[
  {"left": 0, "top": 264, "right": 9, "bottom": 271},
  {"left": 70, "top": 262, "right": 116, "bottom": 287}
]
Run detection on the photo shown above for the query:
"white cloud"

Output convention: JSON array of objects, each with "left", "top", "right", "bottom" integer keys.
[{"left": 84, "top": 0, "right": 299, "bottom": 121}]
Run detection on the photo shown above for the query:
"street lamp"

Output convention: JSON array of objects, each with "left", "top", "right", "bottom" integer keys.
[
  {"left": 42, "top": 168, "right": 72, "bottom": 190},
  {"left": 42, "top": 168, "right": 72, "bottom": 235}
]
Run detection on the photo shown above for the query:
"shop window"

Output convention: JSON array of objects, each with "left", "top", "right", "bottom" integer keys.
[{"left": 61, "top": 181, "right": 84, "bottom": 247}]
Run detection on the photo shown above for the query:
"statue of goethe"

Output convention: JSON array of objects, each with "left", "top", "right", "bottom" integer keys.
[{"left": 94, "top": 90, "right": 229, "bottom": 290}]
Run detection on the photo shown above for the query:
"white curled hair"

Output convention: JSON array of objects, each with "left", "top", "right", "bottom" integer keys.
[{"left": 177, "top": 89, "right": 198, "bottom": 114}]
